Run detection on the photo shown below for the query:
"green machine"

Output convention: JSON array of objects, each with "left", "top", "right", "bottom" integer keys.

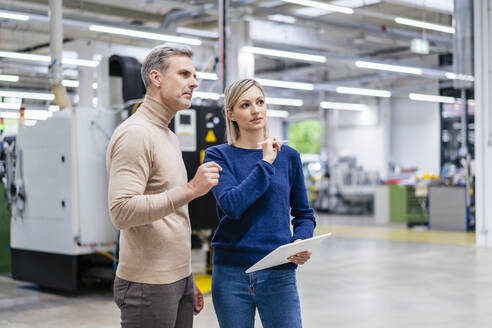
[
  {"left": 389, "top": 185, "right": 427, "bottom": 227},
  {"left": 0, "top": 183, "right": 11, "bottom": 273}
]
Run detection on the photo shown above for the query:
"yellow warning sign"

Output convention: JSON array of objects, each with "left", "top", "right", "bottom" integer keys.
[
  {"left": 200, "top": 150, "right": 205, "bottom": 164},
  {"left": 205, "top": 129, "right": 217, "bottom": 143}
]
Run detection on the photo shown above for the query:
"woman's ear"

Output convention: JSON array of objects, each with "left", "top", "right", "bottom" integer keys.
[{"left": 226, "top": 109, "right": 235, "bottom": 122}]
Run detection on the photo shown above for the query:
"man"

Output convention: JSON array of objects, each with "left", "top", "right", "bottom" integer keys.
[{"left": 106, "top": 44, "right": 222, "bottom": 327}]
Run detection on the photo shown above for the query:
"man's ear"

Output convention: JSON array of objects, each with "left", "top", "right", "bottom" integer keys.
[{"left": 149, "top": 70, "right": 162, "bottom": 88}]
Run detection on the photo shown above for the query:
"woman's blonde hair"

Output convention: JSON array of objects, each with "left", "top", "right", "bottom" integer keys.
[{"left": 223, "top": 78, "right": 268, "bottom": 145}]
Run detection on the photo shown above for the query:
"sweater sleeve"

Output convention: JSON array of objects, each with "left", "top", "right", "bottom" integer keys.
[
  {"left": 204, "top": 147, "right": 275, "bottom": 220},
  {"left": 290, "top": 152, "right": 316, "bottom": 241},
  {"left": 107, "top": 125, "right": 187, "bottom": 230}
]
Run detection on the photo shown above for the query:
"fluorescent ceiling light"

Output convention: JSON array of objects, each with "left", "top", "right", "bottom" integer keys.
[
  {"left": 355, "top": 60, "right": 422, "bottom": 75},
  {"left": 62, "top": 80, "right": 79, "bottom": 88},
  {"left": 92, "top": 82, "right": 98, "bottom": 89},
  {"left": 193, "top": 91, "right": 220, "bottom": 100},
  {"left": 394, "top": 17, "right": 455, "bottom": 34},
  {"left": 320, "top": 101, "right": 369, "bottom": 111},
  {"left": 0, "top": 74, "right": 20, "bottom": 82},
  {"left": 0, "top": 10, "right": 29, "bottom": 21},
  {"left": 409, "top": 93, "right": 455, "bottom": 104},
  {"left": 0, "top": 90, "right": 55, "bottom": 101},
  {"left": 242, "top": 46, "right": 326, "bottom": 63},
  {"left": 0, "top": 102, "right": 21, "bottom": 110},
  {"left": 0, "top": 50, "right": 99, "bottom": 67},
  {"left": 267, "top": 109, "right": 289, "bottom": 118},
  {"left": 282, "top": 0, "right": 354, "bottom": 14},
  {"left": 62, "top": 58, "right": 99, "bottom": 67},
  {"left": 294, "top": 0, "right": 380, "bottom": 17},
  {"left": 268, "top": 14, "right": 297, "bottom": 24},
  {"left": 0, "top": 51, "right": 50, "bottom": 63},
  {"left": 256, "top": 78, "right": 314, "bottom": 91},
  {"left": 175, "top": 27, "right": 219, "bottom": 39},
  {"left": 1, "top": 110, "right": 51, "bottom": 120},
  {"left": 49, "top": 105, "right": 60, "bottom": 112},
  {"left": 266, "top": 97, "right": 303, "bottom": 106},
  {"left": 89, "top": 25, "right": 202, "bottom": 46},
  {"left": 445, "top": 72, "right": 474, "bottom": 82},
  {"left": 196, "top": 72, "right": 218, "bottom": 80},
  {"left": 336, "top": 86, "right": 391, "bottom": 98}
]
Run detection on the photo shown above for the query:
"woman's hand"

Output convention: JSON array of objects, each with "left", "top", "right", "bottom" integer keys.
[
  {"left": 287, "top": 239, "right": 312, "bottom": 265},
  {"left": 261, "top": 136, "right": 282, "bottom": 164}
]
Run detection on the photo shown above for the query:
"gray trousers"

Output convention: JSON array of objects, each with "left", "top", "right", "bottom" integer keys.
[{"left": 114, "top": 275, "right": 194, "bottom": 328}]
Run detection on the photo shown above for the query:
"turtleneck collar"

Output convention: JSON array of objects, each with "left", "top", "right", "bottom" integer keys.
[{"left": 138, "top": 95, "right": 175, "bottom": 128}]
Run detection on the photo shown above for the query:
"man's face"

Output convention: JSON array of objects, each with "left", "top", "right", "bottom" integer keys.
[{"left": 155, "top": 55, "right": 198, "bottom": 112}]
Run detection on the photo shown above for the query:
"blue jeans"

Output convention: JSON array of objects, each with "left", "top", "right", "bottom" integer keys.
[{"left": 212, "top": 265, "right": 302, "bottom": 328}]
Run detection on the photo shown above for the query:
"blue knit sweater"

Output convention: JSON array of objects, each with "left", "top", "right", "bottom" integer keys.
[{"left": 204, "top": 144, "right": 316, "bottom": 270}]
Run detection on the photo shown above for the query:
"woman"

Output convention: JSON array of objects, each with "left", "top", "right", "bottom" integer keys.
[{"left": 203, "top": 78, "right": 316, "bottom": 328}]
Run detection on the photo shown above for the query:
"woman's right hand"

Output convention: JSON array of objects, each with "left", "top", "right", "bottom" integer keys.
[{"left": 262, "top": 136, "right": 282, "bottom": 164}]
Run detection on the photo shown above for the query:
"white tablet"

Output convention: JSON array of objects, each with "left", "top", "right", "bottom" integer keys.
[{"left": 245, "top": 233, "right": 332, "bottom": 274}]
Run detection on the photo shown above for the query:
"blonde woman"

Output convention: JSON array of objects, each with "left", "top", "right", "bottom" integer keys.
[{"left": 204, "top": 79, "right": 316, "bottom": 328}]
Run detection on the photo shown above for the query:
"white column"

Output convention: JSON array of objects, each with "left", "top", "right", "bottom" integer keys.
[
  {"left": 474, "top": 0, "right": 492, "bottom": 247},
  {"left": 379, "top": 97, "right": 392, "bottom": 180},
  {"left": 49, "top": 0, "right": 63, "bottom": 85},
  {"left": 226, "top": 18, "right": 254, "bottom": 83},
  {"left": 76, "top": 40, "right": 94, "bottom": 108}
]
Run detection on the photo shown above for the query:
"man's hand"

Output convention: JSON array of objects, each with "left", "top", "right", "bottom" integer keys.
[
  {"left": 193, "top": 280, "right": 204, "bottom": 315},
  {"left": 184, "top": 161, "right": 222, "bottom": 202},
  {"left": 287, "top": 239, "right": 312, "bottom": 265}
]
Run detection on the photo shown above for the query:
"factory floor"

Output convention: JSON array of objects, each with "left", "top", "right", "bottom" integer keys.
[{"left": 1, "top": 213, "right": 491, "bottom": 328}]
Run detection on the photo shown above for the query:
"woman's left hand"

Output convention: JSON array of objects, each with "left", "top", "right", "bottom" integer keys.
[{"left": 287, "top": 239, "right": 312, "bottom": 265}]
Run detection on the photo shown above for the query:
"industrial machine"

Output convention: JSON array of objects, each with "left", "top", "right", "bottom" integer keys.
[{"left": 6, "top": 55, "right": 224, "bottom": 290}]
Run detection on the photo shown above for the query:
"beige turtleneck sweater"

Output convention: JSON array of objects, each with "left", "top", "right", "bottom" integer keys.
[{"left": 106, "top": 95, "right": 191, "bottom": 284}]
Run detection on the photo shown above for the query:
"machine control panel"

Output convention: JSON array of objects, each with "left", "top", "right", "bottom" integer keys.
[{"left": 175, "top": 109, "right": 197, "bottom": 152}]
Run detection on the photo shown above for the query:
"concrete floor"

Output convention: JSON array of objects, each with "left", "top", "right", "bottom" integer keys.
[{"left": 2, "top": 213, "right": 492, "bottom": 327}]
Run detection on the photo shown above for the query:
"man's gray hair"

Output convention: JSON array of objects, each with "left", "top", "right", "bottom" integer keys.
[{"left": 141, "top": 44, "right": 194, "bottom": 90}]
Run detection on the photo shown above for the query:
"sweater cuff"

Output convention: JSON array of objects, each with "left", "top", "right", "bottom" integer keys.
[
  {"left": 291, "top": 222, "right": 315, "bottom": 242},
  {"left": 259, "top": 159, "right": 275, "bottom": 174},
  {"left": 166, "top": 186, "right": 188, "bottom": 212}
]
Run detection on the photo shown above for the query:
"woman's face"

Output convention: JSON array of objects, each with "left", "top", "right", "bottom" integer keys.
[{"left": 227, "top": 86, "right": 267, "bottom": 133}]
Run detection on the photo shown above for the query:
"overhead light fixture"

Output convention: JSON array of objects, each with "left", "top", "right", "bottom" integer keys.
[
  {"left": 281, "top": 0, "right": 354, "bottom": 14},
  {"left": 175, "top": 27, "right": 219, "bottom": 39},
  {"left": 0, "top": 74, "right": 20, "bottom": 82},
  {"left": 242, "top": 46, "right": 326, "bottom": 63},
  {"left": 266, "top": 97, "right": 303, "bottom": 106},
  {"left": 0, "top": 10, "right": 30, "bottom": 21},
  {"left": 0, "top": 50, "right": 99, "bottom": 67},
  {"left": 267, "top": 109, "right": 289, "bottom": 118},
  {"left": 445, "top": 72, "right": 474, "bottom": 82},
  {"left": 0, "top": 102, "right": 21, "bottom": 110},
  {"left": 89, "top": 25, "right": 202, "bottom": 46},
  {"left": 49, "top": 105, "right": 60, "bottom": 112},
  {"left": 0, "top": 110, "right": 52, "bottom": 120},
  {"left": 62, "top": 58, "right": 99, "bottom": 67},
  {"left": 336, "top": 86, "right": 391, "bottom": 98},
  {"left": 394, "top": 17, "right": 455, "bottom": 34},
  {"left": 193, "top": 91, "right": 221, "bottom": 100},
  {"left": 355, "top": 60, "right": 423, "bottom": 75},
  {"left": 62, "top": 80, "right": 79, "bottom": 88},
  {"left": 320, "top": 101, "right": 369, "bottom": 111},
  {"left": 409, "top": 93, "right": 455, "bottom": 104},
  {"left": 268, "top": 14, "right": 297, "bottom": 24},
  {"left": 0, "top": 90, "right": 55, "bottom": 101},
  {"left": 196, "top": 72, "right": 218, "bottom": 80},
  {"left": 256, "top": 78, "right": 314, "bottom": 91}
]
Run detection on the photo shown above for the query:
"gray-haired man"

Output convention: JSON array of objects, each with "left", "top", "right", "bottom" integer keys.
[{"left": 107, "top": 44, "right": 222, "bottom": 327}]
